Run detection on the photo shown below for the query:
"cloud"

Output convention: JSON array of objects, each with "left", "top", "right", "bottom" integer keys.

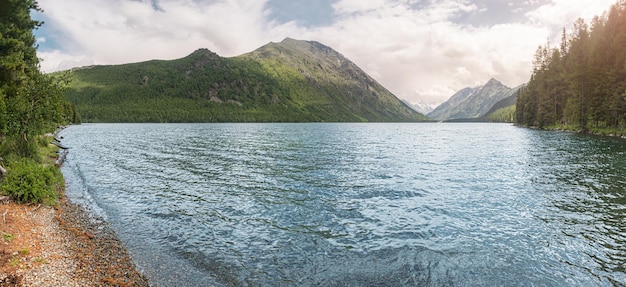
[
  {"left": 36, "top": 0, "right": 618, "bottom": 104},
  {"left": 315, "top": 0, "right": 616, "bottom": 103},
  {"left": 526, "top": 0, "right": 615, "bottom": 29},
  {"left": 37, "top": 0, "right": 301, "bottom": 67},
  {"left": 302, "top": 0, "right": 548, "bottom": 103},
  {"left": 39, "top": 50, "right": 94, "bottom": 72}
]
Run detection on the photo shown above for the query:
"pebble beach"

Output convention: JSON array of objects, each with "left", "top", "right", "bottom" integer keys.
[{"left": 0, "top": 196, "right": 149, "bottom": 286}]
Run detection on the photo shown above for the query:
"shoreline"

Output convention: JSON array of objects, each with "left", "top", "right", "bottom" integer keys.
[
  {"left": 515, "top": 124, "right": 626, "bottom": 139},
  {"left": 1, "top": 191, "right": 149, "bottom": 286}
]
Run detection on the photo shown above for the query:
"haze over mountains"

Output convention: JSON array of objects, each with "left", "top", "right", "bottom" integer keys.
[
  {"left": 62, "top": 38, "right": 428, "bottom": 123},
  {"left": 61, "top": 37, "right": 525, "bottom": 124},
  {"left": 427, "top": 78, "right": 519, "bottom": 121},
  {"left": 408, "top": 99, "right": 439, "bottom": 115}
]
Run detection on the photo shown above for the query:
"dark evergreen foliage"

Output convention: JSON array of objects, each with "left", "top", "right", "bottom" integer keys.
[
  {"left": 517, "top": 1, "right": 626, "bottom": 132},
  {"left": 0, "top": 0, "right": 78, "bottom": 204},
  {"left": 0, "top": 0, "right": 79, "bottom": 159}
]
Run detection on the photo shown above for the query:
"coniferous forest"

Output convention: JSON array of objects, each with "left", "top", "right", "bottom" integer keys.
[
  {"left": 0, "top": 0, "right": 79, "bottom": 159},
  {"left": 1, "top": 0, "right": 80, "bottom": 205},
  {"left": 516, "top": 1, "right": 626, "bottom": 133}
]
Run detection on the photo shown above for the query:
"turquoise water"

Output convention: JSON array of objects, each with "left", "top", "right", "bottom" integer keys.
[{"left": 59, "top": 123, "right": 626, "bottom": 286}]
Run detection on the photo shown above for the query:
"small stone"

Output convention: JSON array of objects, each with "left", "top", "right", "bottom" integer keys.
[{"left": 84, "top": 231, "right": 95, "bottom": 239}]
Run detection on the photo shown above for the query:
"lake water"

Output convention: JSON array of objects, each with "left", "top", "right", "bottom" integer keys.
[{"left": 59, "top": 123, "right": 626, "bottom": 286}]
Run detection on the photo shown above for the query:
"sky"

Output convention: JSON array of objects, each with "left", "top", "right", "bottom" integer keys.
[{"left": 34, "top": 0, "right": 617, "bottom": 104}]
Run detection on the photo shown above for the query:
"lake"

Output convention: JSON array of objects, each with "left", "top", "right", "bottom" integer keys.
[{"left": 59, "top": 123, "right": 626, "bottom": 286}]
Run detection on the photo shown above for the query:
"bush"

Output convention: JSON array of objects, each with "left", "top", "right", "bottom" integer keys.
[
  {"left": 0, "top": 135, "right": 39, "bottom": 160},
  {"left": 0, "top": 158, "right": 63, "bottom": 205}
]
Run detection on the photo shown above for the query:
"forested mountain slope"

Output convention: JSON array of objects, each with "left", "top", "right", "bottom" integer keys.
[
  {"left": 62, "top": 38, "right": 427, "bottom": 123},
  {"left": 479, "top": 89, "right": 520, "bottom": 123}
]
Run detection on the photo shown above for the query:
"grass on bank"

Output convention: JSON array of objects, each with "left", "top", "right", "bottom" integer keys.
[
  {"left": 543, "top": 124, "right": 626, "bottom": 137},
  {"left": 0, "top": 135, "right": 64, "bottom": 205},
  {"left": 2, "top": 232, "right": 15, "bottom": 243}
]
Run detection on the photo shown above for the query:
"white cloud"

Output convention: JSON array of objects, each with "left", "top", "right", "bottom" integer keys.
[
  {"left": 39, "top": 50, "right": 94, "bottom": 73},
  {"left": 37, "top": 0, "right": 300, "bottom": 66},
  {"left": 332, "top": 0, "right": 387, "bottom": 15},
  {"left": 36, "top": 0, "right": 619, "bottom": 104},
  {"left": 317, "top": 0, "right": 616, "bottom": 103},
  {"left": 527, "top": 0, "right": 615, "bottom": 29},
  {"left": 301, "top": 0, "right": 549, "bottom": 103}
]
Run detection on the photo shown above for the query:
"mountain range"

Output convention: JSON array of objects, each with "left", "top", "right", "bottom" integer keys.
[
  {"left": 405, "top": 99, "right": 439, "bottom": 115},
  {"left": 427, "top": 78, "right": 518, "bottom": 121},
  {"left": 61, "top": 38, "right": 428, "bottom": 123}
]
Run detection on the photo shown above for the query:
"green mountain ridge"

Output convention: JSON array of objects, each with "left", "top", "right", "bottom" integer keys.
[{"left": 61, "top": 38, "right": 428, "bottom": 123}]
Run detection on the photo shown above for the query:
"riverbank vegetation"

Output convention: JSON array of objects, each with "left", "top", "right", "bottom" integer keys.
[
  {"left": 0, "top": 3, "right": 147, "bottom": 284},
  {"left": 0, "top": 0, "right": 79, "bottom": 204},
  {"left": 516, "top": 1, "right": 626, "bottom": 135}
]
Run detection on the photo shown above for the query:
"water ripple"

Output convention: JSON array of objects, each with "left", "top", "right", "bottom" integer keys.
[{"left": 60, "top": 123, "right": 626, "bottom": 286}]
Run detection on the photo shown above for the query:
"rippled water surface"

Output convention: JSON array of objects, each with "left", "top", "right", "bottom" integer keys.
[{"left": 59, "top": 123, "right": 626, "bottom": 286}]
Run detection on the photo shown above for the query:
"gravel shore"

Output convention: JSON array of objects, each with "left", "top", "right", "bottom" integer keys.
[{"left": 1, "top": 196, "right": 149, "bottom": 286}]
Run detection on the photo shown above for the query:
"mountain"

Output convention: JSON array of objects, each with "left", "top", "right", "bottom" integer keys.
[
  {"left": 445, "top": 85, "right": 524, "bottom": 123},
  {"left": 404, "top": 99, "right": 438, "bottom": 115},
  {"left": 484, "top": 87, "right": 520, "bottom": 113},
  {"left": 427, "top": 78, "right": 513, "bottom": 121},
  {"left": 460, "top": 85, "right": 522, "bottom": 123},
  {"left": 61, "top": 38, "right": 427, "bottom": 123},
  {"left": 427, "top": 87, "right": 475, "bottom": 120}
]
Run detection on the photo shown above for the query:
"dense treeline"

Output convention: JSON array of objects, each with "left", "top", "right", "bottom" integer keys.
[
  {"left": 0, "top": 0, "right": 79, "bottom": 159},
  {"left": 1, "top": 0, "right": 78, "bottom": 204},
  {"left": 517, "top": 1, "right": 626, "bottom": 132}
]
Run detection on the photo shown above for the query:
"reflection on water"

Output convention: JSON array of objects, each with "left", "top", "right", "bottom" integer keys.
[
  {"left": 527, "top": 131, "right": 626, "bottom": 286},
  {"left": 60, "top": 123, "right": 626, "bottom": 286}
]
